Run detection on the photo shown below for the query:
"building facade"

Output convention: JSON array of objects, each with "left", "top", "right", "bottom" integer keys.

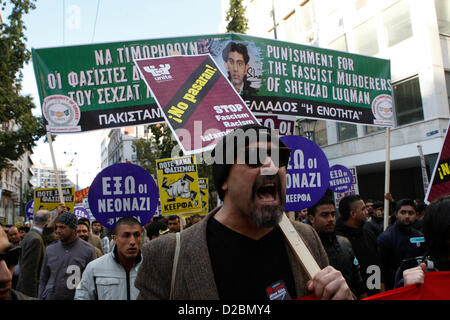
[
  {"left": 30, "top": 166, "right": 73, "bottom": 189},
  {"left": 239, "top": 0, "right": 449, "bottom": 201}
]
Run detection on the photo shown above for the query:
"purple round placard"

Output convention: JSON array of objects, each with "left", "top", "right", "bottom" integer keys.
[
  {"left": 280, "top": 135, "right": 330, "bottom": 211},
  {"left": 25, "top": 200, "right": 34, "bottom": 221},
  {"left": 329, "top": 164, "right": 353, "bottom": 193},
  {"left": 88, "top": 163, "right": 159, "bottom": 229},
  {"left": 74, "top": 206, "right": 90, "bottom": 220}
]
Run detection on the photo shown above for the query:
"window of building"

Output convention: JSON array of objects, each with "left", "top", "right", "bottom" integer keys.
[
  {"left": 393, "top": 76, "right": 424, "bottom": 126},
  {"left": 328, "top": 34, "right": 348, "bottom": 51},
  {"left": 383, "top": 0, "right": 413, "bottom": 47},
  {"left": 299, "top": 0, "right": 315, "bottom": 34},
  {"left": 338, "top": 122, "right": 358, "bottom": 141},
  {"left": 314, "top": 120, "right": 328, "bottom": 146},
  {"left": 435, "top": 0, "right": 450, "bottom": 35},
  {"left": 283, "top": 10, "right": 299, "bottom": 42},
  {"left": 353, "top": 18, "right": 379, "bottom": 56},
  {"left": 364, "top": 125, "right": 384, "bottom": 135}
]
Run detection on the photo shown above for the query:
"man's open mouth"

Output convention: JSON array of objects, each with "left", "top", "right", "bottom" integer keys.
[{"left": 256, "top": 181, "right": 279, "bottom": 203}]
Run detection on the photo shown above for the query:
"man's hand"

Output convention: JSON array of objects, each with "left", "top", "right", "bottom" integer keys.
[
  {"left": 307, "top": 266, "right": 354, "bottom": 300},
  {"left": 403, "top": 263, "right": 426, "bottom": 286}
]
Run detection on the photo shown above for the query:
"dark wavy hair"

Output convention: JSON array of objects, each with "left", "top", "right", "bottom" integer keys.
[{"left": 222, "top": 42, "right": 250, "bottom": 64}]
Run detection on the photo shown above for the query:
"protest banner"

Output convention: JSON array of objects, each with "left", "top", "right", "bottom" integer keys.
[
  {"left": 88, "top": 163, "right": 159, "bottom": 229},
  {"left": 32, "top": 33, "right": 391, "bottom": 134},
  {"left": 254, "top": 114, "right": 295, "bottom": 136},
  {"left": 25, "top": 200, "right": 34, "bottom": 221},
  {"left": 75, "top": 187, "right": 90, "bottom": 204},
  {"left": 33, "top": 187, "right": 75, "bottom": 213},
  {"left": 333, "top": 166, "right": 359, "bottom": 208},
  {"left": 135, "top": 54, "right": 259, "bottom": 154},
  {"left": 329, "top": 164, "right": 353, "bottom": 193},
  {"left": 198, "top": 178, "right": 209, "bottom": 214},
  {"left": 74, "top": 206, "right": 90, "bottom": 220},
  {"left": 280, "top": 135, "right": 330, "bottom": 211},
  {"left": 156, "top": 155, "right": 202, "bottom": 216},
  {"left": 14, "top": 216, "right": 24, "bottom": 227},
  {"left": 425, "top": 121, "right": 450, "bottom": 203}
]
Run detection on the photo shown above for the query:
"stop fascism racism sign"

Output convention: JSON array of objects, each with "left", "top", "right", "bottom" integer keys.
[{"left": 135, "top": 54, "right": 258, "bottom": 155}]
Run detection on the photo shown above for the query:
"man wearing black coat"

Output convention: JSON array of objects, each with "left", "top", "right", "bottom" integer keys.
[{"left": 335, "top": 195, "right": 384, "bottom": 296}]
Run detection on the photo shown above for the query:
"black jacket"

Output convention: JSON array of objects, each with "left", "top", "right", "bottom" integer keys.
[
  {"left": 319, "top": 233, "right": 366, "bottom": 298},
  {"left": 377, "top": 222, "right": 425, "bottom": 290},
  {"left": 335, "top": 218, "right": 382, "bottom": 296}
]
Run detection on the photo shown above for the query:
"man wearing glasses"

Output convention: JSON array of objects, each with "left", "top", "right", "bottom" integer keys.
[
  {"left": 0, "top": 226, "right": 34, "bottom": 300},
  {"left": 136, "top": 124, "right": 353, "bottom": 300}
]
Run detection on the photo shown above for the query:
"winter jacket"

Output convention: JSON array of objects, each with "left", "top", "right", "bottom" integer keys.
[
  {"left": 38, "top": 237, "right": 96, "bottom": 300},
  {"left": 319, "top": 233, "right": 366, "bottom": 298},
  {"left": 75, "top": 246, "right": 142, "bottom": 300},
  {"left": 377, "top": 222, "right": 425, "bottom": 290},
  {"left": 335, "top": 217, "right": 382, "bottom": 296}
]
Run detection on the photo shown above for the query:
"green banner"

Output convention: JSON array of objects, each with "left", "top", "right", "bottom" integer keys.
[{"left": 32, "top": 33, "right": 392, "bottom": 133}]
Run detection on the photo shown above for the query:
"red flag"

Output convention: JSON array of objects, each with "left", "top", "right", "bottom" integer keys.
[
  {"left": 297, "top": 271, "right": 450, "bottom": 300},
  {"left": 363, "top": 271, "right": 450, "bottom": 300}
]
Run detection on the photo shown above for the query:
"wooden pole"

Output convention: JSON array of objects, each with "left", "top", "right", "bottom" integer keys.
[
  {"left": 279, "top": 214, "right": 321, "bottom": 279},
  {"left": 46, "top": 132, "right": 65, "bottom": 204},
  {"left": 383, "top": 128, "right": 391, "bottom": 231}
]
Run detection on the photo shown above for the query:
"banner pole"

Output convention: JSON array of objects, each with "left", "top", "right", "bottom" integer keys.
[
  {"left": 46, "top": 132, "right": 65, "bottom": 204},
  {"left": 383, "top": 127, "right": 391, "bottom": 231}
]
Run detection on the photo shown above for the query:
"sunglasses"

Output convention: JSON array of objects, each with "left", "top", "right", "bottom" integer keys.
[
  {"left": 0, "top": 246, "right": 21, "bottom": 268},
  {"left": 238, "top": 146, "right": 292, "bottom": 168}
]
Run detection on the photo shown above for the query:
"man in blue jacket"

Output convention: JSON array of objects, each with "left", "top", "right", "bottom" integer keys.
[{"left": 377, "top": 199, "right": 425, "bottom": 290}]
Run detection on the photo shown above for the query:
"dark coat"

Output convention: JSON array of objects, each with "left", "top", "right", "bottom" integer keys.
[
  {"left": 135, "top": 208, "right": 329, "bottom": 300},
  {"left": 16, "top": 228, "right": 45, "bottom": 297}
]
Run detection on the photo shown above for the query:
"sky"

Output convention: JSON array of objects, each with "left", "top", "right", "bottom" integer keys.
[{"left": 4, "top": 0, "right": 224, "bottom": 189}]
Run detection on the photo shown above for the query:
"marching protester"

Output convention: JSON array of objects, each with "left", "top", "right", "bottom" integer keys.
[
  {"left": 396, "top": 195, "right": 450, "bottom": 287},
  {"left": 75, "top": 217, "right": 143, "bottom": 300},
  {"left": 78, "top": 217, "right": 104, "bottom": 256},
  {"left": 92, "top": 220, "right": 110, "bottom": 254},
  {"left": 38, "top": 212, "right": 96, "bottom": 300},
  {"left": 308, "top": 194, "right": 367, "bottom": 299},
  {"left": 335, "top": 195, "right": 384, "bottom": 296},
  {"left": 135, "top": 124, "right": 353, "bottom": 300},
  {"left": 364, "top": 201, "right": 385, "bottom": 237},
  {"left": 377, "top": 199, "right": 426, "bottom": 290},
  {"left": 77, "top": 222, "right": 103, "bottom": 258},
  {"left": 16, "top": 210, "right": 50, "bottom": 298},
  {"left": 167, "top": 215, "right": 181, "bottom": 233}
]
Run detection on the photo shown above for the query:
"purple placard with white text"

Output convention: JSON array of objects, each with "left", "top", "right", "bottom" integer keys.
[
  {"left": 25, "top": 200, "right": 34, "bottom": 221},
  {"left": 329, "top": 165, "right": 353, "bottom": 193},
  {"left": 88, "top": 163, "right": 159, "bottom": 229},
  {"left": 74, "top": 206, "right": 90, "bottom": 220},
  {"left": 281, "top": 135, "right": 330, "bottom": 211}
]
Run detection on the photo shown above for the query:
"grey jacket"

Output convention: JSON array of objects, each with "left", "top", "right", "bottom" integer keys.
[
  {"left": 135, "top": 208, "right": 329, "bottom": 300},
  {"left": 38, "top": 237, "right": 97, "bottom": 300}
]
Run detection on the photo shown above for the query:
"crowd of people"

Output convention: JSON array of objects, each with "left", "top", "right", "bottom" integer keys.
[{"left": 1, "top": 124, "right": 449, "bottom": 301}]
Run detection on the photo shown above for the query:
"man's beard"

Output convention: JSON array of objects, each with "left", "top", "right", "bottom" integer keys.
[
  {"left": 249, "top": 174, "right": 285, "bottom": 228},
  {"left": 79, "top": 235, "right": 89, "bottom": 242}
]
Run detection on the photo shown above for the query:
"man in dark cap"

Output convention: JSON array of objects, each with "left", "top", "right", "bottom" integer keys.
[
  {"left": 136, "top": 124, "right": 353, "bottom": 300},
  {"left": 38, "top": 212, "right": 96, "bottom": 300}
]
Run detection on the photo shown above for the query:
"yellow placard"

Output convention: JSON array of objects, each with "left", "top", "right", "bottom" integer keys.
[
  {"left": 156, "top": 156, "right": 202, "bottom": 216},
  {"left": 14, "top": 216, "right": 24, "bottom": 227},
  {"left": 198, "top": 178, "right": 209, "bottom": 215},
  {"left": 34, "top": 187, "right": 75, "bottom": 213}
]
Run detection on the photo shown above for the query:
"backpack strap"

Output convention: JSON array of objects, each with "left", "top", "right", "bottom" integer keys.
[{"left": 169, "top": 232, "right": 181, "bottom": 300}]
